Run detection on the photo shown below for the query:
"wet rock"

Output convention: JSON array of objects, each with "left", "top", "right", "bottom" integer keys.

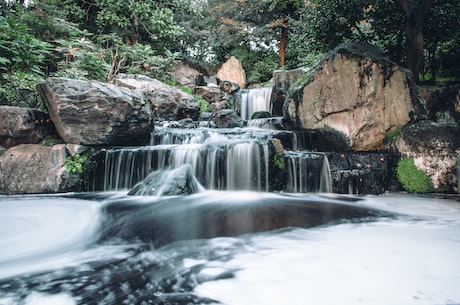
[
  {"left": 211, "top": 109, "right": 244, "bottom": 128},
  {"left": 128, "top": 165, "right": 202, "bottom": 196},
  {"left": 0, "top": 106, "right": 55, "bottom": 148},
  {"left": 216, "top": 56, "right": 247, "bottom": 89},
  {"left": 283, "top": 42, "right": 426, "bottom": 151},
  {"left": 326, "top": 152, "right": 398, "bottom": 195},
  {"left": 114, "top": 74, "right": 200, "bottom": 121},
  {"left": 0, "top": 144, "right": 85, "bottom": 194},
  {"left": 272, "top": 67, "right": 309, "bottom": 116},
  {"left": 391, "top": 120, "right": 460, "bottom": 191},
  {"left": 193, "top": 85, "right": 221, "bottom": 103},
  {"left": 36, "top": 77, "right": 152, "bottom": 146}
]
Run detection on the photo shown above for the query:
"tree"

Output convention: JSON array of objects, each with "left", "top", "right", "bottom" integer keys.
[{"left": 394, "top": 0, "right": 434, "bottom": 82}]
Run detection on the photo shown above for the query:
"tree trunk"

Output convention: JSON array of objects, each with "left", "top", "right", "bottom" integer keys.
[
  {"left": 279, "top": 22, "right": 288, "bottom": 67},
  {"left": 395, "top": 0, "right": 434, "bottom": 83}
]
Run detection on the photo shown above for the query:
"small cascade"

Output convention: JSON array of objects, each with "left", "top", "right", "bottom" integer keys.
[
  {"left": 285, "top": 151, "right": 332, "bottom": 193},
  {"left": 104, "top": 129, "right": 271, "bottom": 191},
  {"left": 241, "top": 86, "right": 273, "bottom": 120}
]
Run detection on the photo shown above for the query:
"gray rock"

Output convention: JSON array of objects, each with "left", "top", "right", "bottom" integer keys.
[
  {"left": 128, "top": 165, "right": 203, "bottom": 196},
  {"left": 391, "top": 120, "right": 460, "bottom": 191},
  {"left": 0, "top": 106, "right": 55, "bottom": 148},
  {"left": 36, "top": 78, "right": 152, "bottom": 146},
  {"left": 283, "top": 42, "right": 426, "bottom": 151},
  {"left": 114, "top": 74, "right": 200, "bottom": 121},
  {"left": 211, "top": 109, "right": 244, "bottom": 128}
]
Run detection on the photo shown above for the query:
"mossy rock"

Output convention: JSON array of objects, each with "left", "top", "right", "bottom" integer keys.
[{"left": 396, "top": 157, "right": 431, "bottom": 193}]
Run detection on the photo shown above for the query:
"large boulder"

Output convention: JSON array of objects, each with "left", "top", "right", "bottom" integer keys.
[
  {"left": 391, "top": 120, "right": 460, "bottom": 191},
  {"left": 0, "top": 144, "right": 84, "bottom": 194},
  {"left": 283, "top": 42, "right": 426, "bottom": 151},
  {"left": 216, "top": 56, "right": 247, "bottom": 89},
  {"left": 114, "top": 74, "right": 200, "bottom": 121},
  {"left": 36, "top": 78, "right": 152, "bottom": 146},
  {"left": 0, "top": 106, "right": 55, "bottom": 148}
]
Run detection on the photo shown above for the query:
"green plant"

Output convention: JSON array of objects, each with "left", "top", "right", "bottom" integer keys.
[
  {"left": 196, "top": 97, "right": 209, "bottom": 112},
  {"left": 64, "top": 152, "right": 88, "bottom": 174},
  {"left": 41, "top": 135, "right": 63, "bottom": 146},
  {"left": 385, "top": 127, "right": 401, "bottom": 142},
  {"left": 273, "top": 154, "right": 285, "bottom": 170},
  {"left": 396, "top": 157, "right": 431, "bottom": 193}
]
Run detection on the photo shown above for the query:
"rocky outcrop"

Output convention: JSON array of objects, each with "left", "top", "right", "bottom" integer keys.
[
  {"left": 36, "top": 78, "right": 152, "bottom": 146},
  {"left": 0, "top": 106, "right": 55, "bottom": 148},
  {"left": 283, "top": 42, "right": 426, "bottom": 151},
  {"left": 216, "top": 56, "right": 247, "bottom": 89},
  {"left": 211, "top": 109, "right": 244, "bottom": 128},
  {"left": 391, "top": 120, "right": 460, "bottom": 191},
  {"left": 0, "top": 144, "right": 85, "bottom": 194},
  {"left": 114, "top": 74, "right": 200, "bottom": 121}
]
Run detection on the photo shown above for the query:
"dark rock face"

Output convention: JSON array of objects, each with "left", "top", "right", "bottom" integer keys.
[
  {"left": 326, "top": 152, "right": 398, "bottom": 195},
  {"left": 0, "top": 106, "right": 55, "bottom": 148},
  {"left": 211, "top": 109, "right": 244, "bottom": 128},
  {"left": 114, "top": 74, "right": 200, "bottom": 121},
  {"left": 36, "top": 78, "right": 153, "bottom": 146},
  {"left": 128, "top": 165, "right": 202, "bottom": 196},
  {"left": 283, "top": 42, "right": 426, "bottom": 151},
  {"left": 272, "top": 67, "right": 309, "bottom": 116},
  {"left": 0, "top": 144, "right": 84, "bottom": 194},
  {"left": 392, "top": 120, "right": 460, "bottom": 191}
]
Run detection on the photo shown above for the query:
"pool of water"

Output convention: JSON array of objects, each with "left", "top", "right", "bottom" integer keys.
[{"left": 1, "top": 192, "right": 459, "bottom": 305}]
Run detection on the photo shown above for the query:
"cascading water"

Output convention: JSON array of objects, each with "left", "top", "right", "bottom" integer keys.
[
  {"left": 104, "top": 127, "right": 273, "bottom": 191},
  {"left": 103, "top": 125, "right": 332, "bottom": 193},
  {"left": 285, "top": 151, "right": 332, "bottom": 193},
  {"left": 241, "top": 86, "right": 273, "bottom": 120}
]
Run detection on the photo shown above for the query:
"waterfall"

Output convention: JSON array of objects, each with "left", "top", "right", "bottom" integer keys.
[
  {"left": 241, "top": 86, "right": 273, "bottom": 120},
  {"left": 104, "top": 132, "right": 270, "bottom": 192},
  {"left": 285, "top": 151, "right": 332, "bottom": 193}
]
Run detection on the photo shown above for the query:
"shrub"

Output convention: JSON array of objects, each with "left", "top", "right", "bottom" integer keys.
[{"left": 396, "top": 157, "right": 431, "bottom": 193}]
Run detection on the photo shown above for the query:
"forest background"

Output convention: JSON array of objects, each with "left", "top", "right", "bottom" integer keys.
[{"left": 1, "top": 0, "right": 459, "bottom": 110}]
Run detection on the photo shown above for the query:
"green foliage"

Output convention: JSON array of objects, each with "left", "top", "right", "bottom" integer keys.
[
  {"left": 195, "top": 97, "right": 209, "bottom": 113},
  {"left": 396, "top": 157, "right": 431, "bottom": 193},
  {"left": 41, "top": 135, "right": 63, "bottom": 146},
  {"left": 273, "top": 154, "right": 285, "bottom": 170},
  {"left": 64, "top": 152, "right": 89, "bottom": 174},
  {"left": 385, "top": 127, "right": 401, "bottom": 142}
]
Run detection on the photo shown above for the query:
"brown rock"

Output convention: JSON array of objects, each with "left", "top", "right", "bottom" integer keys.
[
  {"left": 216, "top": 56, "right": 247, "bottom": 89},
  {"left": 284, "top": 42, "right": 426, "bottom": 151},
  {"left": 0, "top": 144, "right": 67, "bottom": 194}
]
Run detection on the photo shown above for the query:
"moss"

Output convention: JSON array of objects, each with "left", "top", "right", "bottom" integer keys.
[
  {"left": 396, "top": 157, "right": 431, "bottom": 193},
  {"left": 196, "top": 97, "right": 209, "bottom": 112},
  {"left": 41, "top": 135, "right": 63, "bottom": 146},
  {"left": 385, "top": 127, "right": 401, "bottom": 142}
]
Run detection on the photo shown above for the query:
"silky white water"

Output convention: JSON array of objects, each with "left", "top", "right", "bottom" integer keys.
[{"left": 1, "top": 193, "right": 459, "bottom": 305}]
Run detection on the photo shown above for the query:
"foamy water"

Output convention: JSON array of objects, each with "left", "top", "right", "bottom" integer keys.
[{"left": 1, "top": 193, "right": 459, "bottom": 305}]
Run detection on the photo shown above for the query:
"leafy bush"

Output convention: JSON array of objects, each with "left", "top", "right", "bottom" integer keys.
[
  {"left": 64, "top": 152, "right": 89, "bottom": 174},
  {"left": 396, "top": 157, "right": 431, "bottom": 193}
]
